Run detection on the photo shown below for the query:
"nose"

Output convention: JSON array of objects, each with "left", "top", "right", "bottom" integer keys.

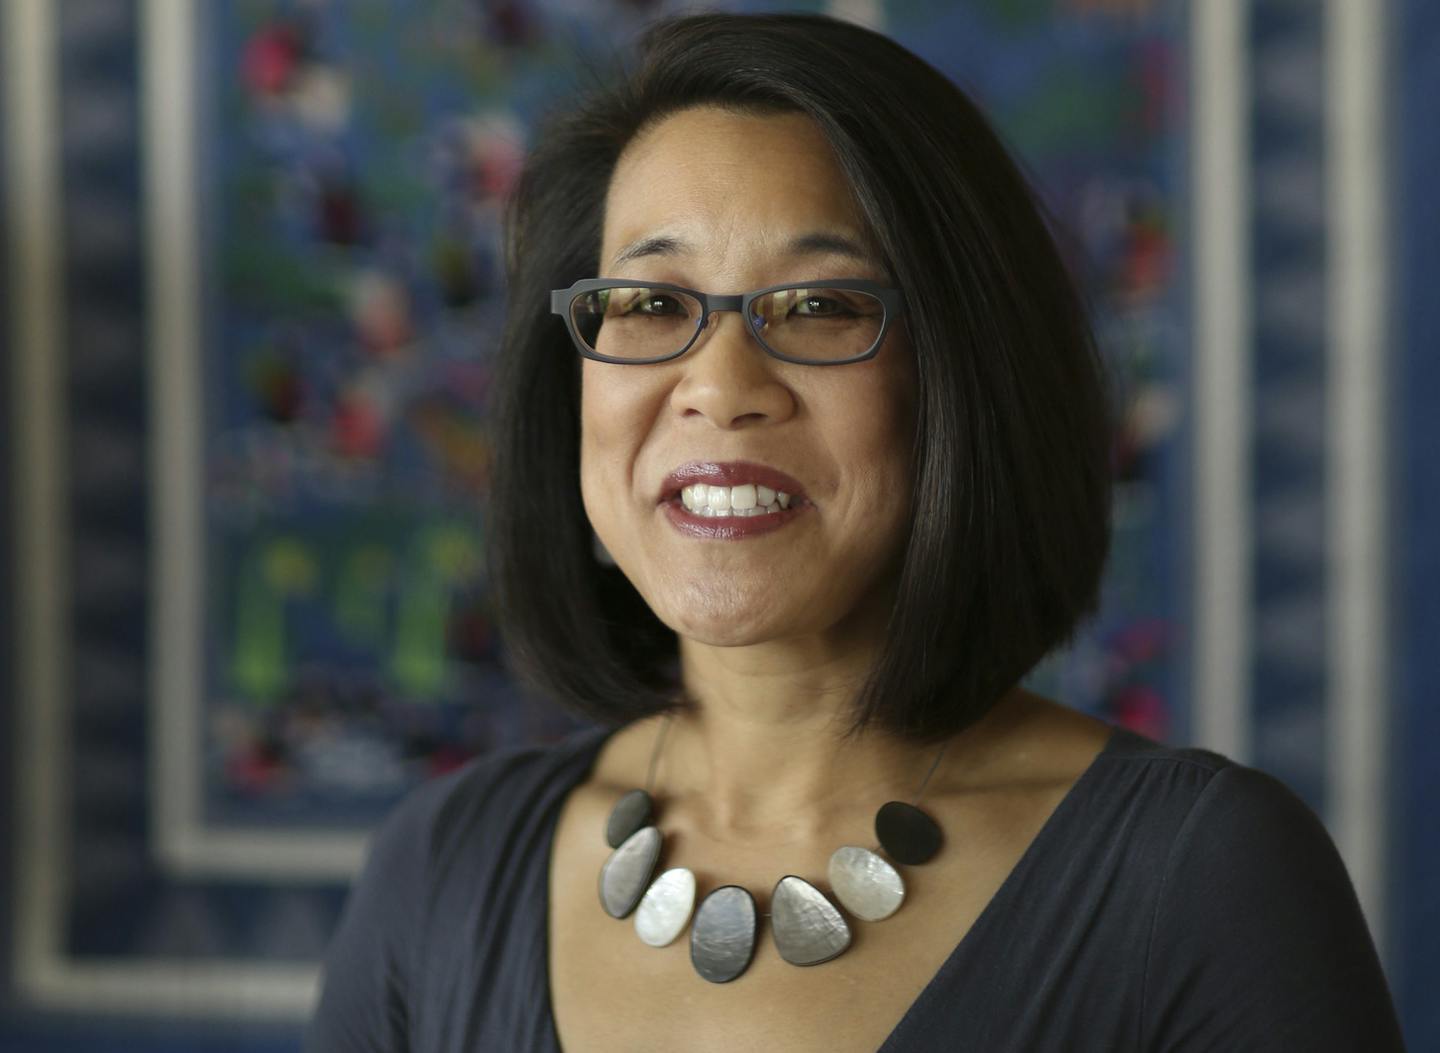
[{"left": 670, "top": 309, "right": 796, "bottom": 429}]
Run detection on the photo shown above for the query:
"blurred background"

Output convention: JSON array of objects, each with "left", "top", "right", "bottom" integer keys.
[{"left": 0, "top": 0, "right": 1434, "bottom": 1049}]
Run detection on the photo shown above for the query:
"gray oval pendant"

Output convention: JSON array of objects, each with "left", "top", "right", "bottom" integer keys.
[
  {"left": 605, "top": 788, "right": 653, "bottom": 849},
  {"left": 635, "top": 867, "right": 696, "bottom": 947},
  {"left": 690, "top": 885, "right": 757, "bottom": 983},
  {"left": 598, "top": 825, "right": 661, "bottom": 919},
  {"left": 827, "top": 845, "right": 905, "bottom": 921},
  {"left": 770, "top": 875, "right": 851, "bottom": 966}
]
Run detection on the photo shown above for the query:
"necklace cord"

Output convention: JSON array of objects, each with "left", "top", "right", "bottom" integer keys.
[
  {"left": 643, "top": 710, "right": 674, "bottom": 796},
  {"left": 912, "top": 737, "right": 951, "bottom": 805}
]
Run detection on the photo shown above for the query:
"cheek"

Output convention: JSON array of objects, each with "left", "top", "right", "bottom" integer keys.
[
  {"left": 839, "top": 359, "right": 918, "bottom": 469},
  {"left": 578, "top": 378, "right": 613, "bottom": 518},
  {"left": 578, "top": 366, "right": 650, "bottom": 524},
  {"left": 877, "top": 349, "right": 920, "bottom": 472}
]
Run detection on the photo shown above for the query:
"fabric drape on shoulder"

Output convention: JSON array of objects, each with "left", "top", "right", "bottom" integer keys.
[
  {"left": 1139, "top": 764, "right": 1405, "bottom": 1050},
  {"left": 304, "top": 728, "right": 609, "bottom": 1053},
  {"left": 305, "top": 769, "right": 441, "bottom": 1053}
]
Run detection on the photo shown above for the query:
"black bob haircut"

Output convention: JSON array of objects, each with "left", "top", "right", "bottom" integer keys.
[{"left": 488, "top": 12, "right": 1114, "bottom": 745}]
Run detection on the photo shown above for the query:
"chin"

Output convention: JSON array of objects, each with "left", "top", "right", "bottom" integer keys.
[
  {"left": 649, "top": 584, "right": 801, "bottom": 648},
  {"left": 668, "top": 621, "right": 784, "bottom": 649}
]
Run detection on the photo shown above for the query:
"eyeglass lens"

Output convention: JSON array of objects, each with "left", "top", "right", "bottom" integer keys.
[{"left": 569, "top": 286, "right": 886, "bottom": 362}]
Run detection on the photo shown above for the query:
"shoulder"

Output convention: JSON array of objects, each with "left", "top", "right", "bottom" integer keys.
[
  {"left": 1120, "top": 734, "right": 1406, "bottom": 1048},
  {"left": 321, "top": 723, "right": 614, "bottom": 984},
  {"left": 368, "top": 723, "right": 613, "bottom": 871},
  {"left": 1097, "top": 723, "right": 1318, "bottom": 838},
  {"left": 959, "top": 690, "right": 1302, "bottom": 831},
  {"left": 1122, "top": 736, "right": 1351, "bottom": 923},
  {"left": 308, "top": 725, "right": 613, "bottom": 1049},
  {"left": 1014, "top": 710, "right": 1354, "bottom": 917},
  {"left": 1037, "top": 714, "right": 1364, "bottom": 930},
  {"left": 1082, "top": 723, "right": 1347, "bottom": 879}
]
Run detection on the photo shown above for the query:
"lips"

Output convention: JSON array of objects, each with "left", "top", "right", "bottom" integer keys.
[{"left": 657, "top": 461, "right": 809, "bottom": 505}]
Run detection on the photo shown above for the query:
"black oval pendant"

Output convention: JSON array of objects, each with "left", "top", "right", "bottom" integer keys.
[
  {"left": 605, "top": 788, "right": 653, "bottom": 849},
  {"left": 875, "top": 801, "right": 942, "bottom": 865}
]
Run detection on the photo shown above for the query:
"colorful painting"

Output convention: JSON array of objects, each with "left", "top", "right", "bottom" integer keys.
[{"left": 187, "top": 0, "right": 1187, "bottom": 843}]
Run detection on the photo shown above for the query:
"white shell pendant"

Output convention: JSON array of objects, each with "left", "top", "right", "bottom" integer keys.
[
  {"left": 770, "top": 875, "right": 851, "bottom": 966},
  {"left": 635, "top": 867, "right": 696, "bottom": 947},
  {"left": 827, "top": 845, "right": 906, "bottom": 921}
]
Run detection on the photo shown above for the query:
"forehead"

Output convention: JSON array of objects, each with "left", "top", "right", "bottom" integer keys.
[{"left": 601, "top": 106, "right": 874, "bottom": 266}]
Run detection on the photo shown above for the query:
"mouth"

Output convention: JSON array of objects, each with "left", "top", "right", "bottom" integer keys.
[
  {"left": 662, "top": 484, "right": 803, "bottom": 517},
  {"left": 655, "top": 460, "right": 812, "bottom": 540},
  {"left": 656, "top": 460, "right": 810, "bottom": 510}
]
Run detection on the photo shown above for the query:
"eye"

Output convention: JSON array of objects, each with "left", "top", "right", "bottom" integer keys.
[
  {"left": 792, "top": 294, "right": 852, "bottom": 317},
  {"left": 626, "top": 293, "right": 687, "bottom": 317}
]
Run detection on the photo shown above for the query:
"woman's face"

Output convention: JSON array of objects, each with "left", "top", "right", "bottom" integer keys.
[{"left": 580, "top": 106, "right": 918, "bottom": 652}]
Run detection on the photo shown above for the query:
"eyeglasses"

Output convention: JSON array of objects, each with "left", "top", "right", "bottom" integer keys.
[{"left": 549, "top": 278, "right": 904, "bottom": 365}]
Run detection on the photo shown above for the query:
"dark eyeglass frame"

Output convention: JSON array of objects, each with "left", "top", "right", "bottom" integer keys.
[{"left": 549, "top": 277, "right": 905, "bottom": 365}]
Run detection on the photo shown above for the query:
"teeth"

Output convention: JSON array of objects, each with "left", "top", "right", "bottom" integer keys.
[{"left": 679, "top": 483, "right": 794, "bottom": 516}]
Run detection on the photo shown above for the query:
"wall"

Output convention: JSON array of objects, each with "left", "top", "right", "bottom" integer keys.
[{"left": 2, "top": 0, "right": 1434, "bottom": 1049}]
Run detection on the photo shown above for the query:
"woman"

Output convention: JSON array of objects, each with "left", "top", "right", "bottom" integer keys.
[{"left": 308, "top": 13, "right": 1404, "bottom": 1052}]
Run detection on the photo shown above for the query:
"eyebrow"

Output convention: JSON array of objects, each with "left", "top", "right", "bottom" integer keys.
[{"left": 609, "top": 231, "right": 880, "bottom": 268}]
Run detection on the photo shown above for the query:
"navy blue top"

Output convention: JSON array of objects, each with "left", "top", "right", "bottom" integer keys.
[{"left": 306, "top": 722, "right": 1405, "bottom": 1051}]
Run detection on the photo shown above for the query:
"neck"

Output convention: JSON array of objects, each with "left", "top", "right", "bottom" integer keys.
[{"left": 654, "top": 636, "right": 1003, "bottom": 844}]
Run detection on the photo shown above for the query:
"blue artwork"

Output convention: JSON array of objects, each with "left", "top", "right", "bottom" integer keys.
[{"left": 192, "top": 0, "right": 1187, "bottom": 844}]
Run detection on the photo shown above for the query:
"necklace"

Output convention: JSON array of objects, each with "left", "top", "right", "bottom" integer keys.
[{"left": 597, "top": 712, "right": 950, "bottom": 983}]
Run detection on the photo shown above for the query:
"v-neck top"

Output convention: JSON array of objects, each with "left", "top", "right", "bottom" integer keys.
[{"left": 305, "top": 721, "right": 1404, "bottom": 1052}]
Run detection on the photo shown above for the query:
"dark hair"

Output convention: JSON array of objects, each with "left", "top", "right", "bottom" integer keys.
[{"left": 488, "top": 12, "right": 1114, "bottom": 744}]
